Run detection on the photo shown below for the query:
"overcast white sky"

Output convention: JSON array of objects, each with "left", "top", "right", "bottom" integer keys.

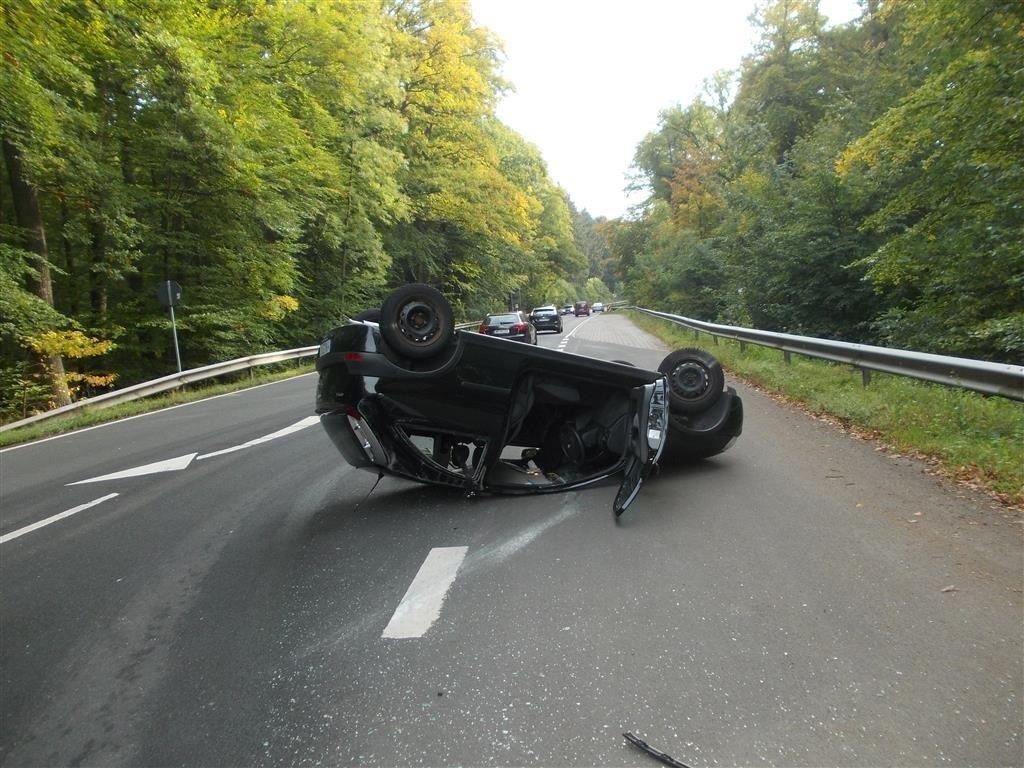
[{"left": 470, "top": 0, "right": 863, "bottom": 219}]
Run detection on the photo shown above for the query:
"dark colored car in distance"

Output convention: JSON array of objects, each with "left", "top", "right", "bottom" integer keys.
[
  {"left": 478, "top": 311, "right": 537, "bottom": 344},
  {"left": 315, "top": 283, "right": 744, "bottom": 516},
  {"left": 574, "top": 300, "right": 590, "bottom": 316},
  {"left": 529, "top": 305, "right": 563, "bottom": 334}
]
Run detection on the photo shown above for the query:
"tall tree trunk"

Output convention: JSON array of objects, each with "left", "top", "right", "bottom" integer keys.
[
  {"left": 60, "top": 196, "right": 79, "bottom": 316},
  {"left": 90, "top": 217, "right": 108, "bottom": 322},
  {"left": 3, "top": 136, "right": 73, "bottom": 407}
]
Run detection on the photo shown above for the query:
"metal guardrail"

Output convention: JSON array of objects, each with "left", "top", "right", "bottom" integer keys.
[
  {"left": 3, "top": 319, "right": 484, "bottom": 434},
  {"left": 7, "top": 310, "right": 1020, "bottom": 435},
  {"left": 0, "top": 346, "right": 319, "bottom": 433},
  {"left": 632, "top": 308, "right": 1024, "bottom": 402}
]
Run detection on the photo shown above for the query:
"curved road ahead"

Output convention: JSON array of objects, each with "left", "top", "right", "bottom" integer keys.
[{"left": 2, "top": 313, "right": 1020, "bottom": 766}]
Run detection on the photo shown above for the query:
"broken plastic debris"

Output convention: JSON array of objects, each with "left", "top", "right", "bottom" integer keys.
[{"left": 623, "top": 731, "right": 692, "bottom": 768}]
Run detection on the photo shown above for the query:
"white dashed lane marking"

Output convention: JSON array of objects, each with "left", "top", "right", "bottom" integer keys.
[
  {"left": 557, "top": 315, "right": 594, "bottom": 351},
  {"left": 1, "top": 494, "right": 119, "bottom": 544},
  {"left": 382, "top": 547, "right": 469, "bottom": 639}
]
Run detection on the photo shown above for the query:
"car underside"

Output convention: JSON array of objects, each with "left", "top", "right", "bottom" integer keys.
[{"left": 315, "top": 284, "right": 743, "bottom": 515}]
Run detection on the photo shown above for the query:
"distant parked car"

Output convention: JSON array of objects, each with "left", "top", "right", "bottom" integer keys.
[
  {"left": 574, "top": 300, "right": 590, "bottom": 316},
  {"left": 529, "top": 305, "right": 563, "bottom": 334},
  {"left": 593, "top": 302, "right": 605, "bottom": 312},
  {"left": 478, "top": 311, "right": 537, "bottom": 344},
  {"left": 561, "top": 304, "right": 574, "bottom": 315}
]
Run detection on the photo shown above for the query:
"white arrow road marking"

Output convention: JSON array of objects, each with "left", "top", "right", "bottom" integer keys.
[
  {"left": 1, "top": 493, "right": 119, "bottom": 544},
  {"left": 196, "top": 415, "right": 320, "bottom": 460},
  {"left": 60, "top": 415, "right": 317, "bottom": 486},
  {"left": 66, "top": 454, "right": 197, "bottom": 486},
  {"left": 382, "top": 546, "right": 469, "bottom": 639}
]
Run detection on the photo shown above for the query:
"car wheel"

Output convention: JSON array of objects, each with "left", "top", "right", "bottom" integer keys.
[
  {"left": 379, "top": 283, "right": 455, "bottom": 359},
  {"left": 658, "top": 347, "right": 725, "bottom": 413},
  {"left": 351, "top": 308, "right": 381, "bottom": 322}
]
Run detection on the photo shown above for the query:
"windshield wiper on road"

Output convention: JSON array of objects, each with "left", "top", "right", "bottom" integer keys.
[{"left": 623, "top": 731, "right": 693, "bottom": 768}]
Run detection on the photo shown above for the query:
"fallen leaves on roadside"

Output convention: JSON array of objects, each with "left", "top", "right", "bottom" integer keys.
[{"left": 727, "top": 373, "right": 1022, "bottom": 511}]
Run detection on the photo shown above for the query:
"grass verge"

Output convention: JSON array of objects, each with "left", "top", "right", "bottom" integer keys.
[
  {"left": 629, "top": 311, "right": 1023, "bottom": 508},
  {"left": 0, "top": 362, "right": 315, "bottom": 449}
]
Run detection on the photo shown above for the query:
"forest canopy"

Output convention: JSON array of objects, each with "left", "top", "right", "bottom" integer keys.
[
  {"left": 617, "top": 0, "right": 1022, "bottom": 362},
  {"left": 0, "top": 0, "right": 592, "bottom": 418},
  {"left": 2, "top": 0, "right": 1020, "bottom": 421}
]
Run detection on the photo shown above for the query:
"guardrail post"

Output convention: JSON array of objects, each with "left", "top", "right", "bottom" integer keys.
[
  {"left": 784, "top": 350, "right": 792, "bottom": 365},
  {"left": 861, "top": 368, "right": 872, "bottom": 387},
  {"left": 739, "top": 341, "right": 747, "bottom": 353},
  {"left": 712, "top": 335, "right": 719, "bottom": 345}
]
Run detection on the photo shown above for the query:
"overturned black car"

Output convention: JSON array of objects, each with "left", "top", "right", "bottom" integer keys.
[{"left": 315, "top": 284, "right": 743, "bottom": 516}]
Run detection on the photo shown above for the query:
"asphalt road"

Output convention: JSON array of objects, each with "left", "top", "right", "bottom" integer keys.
[{"left": 2, "top": 313, "right": 1020, "bottom": 767}]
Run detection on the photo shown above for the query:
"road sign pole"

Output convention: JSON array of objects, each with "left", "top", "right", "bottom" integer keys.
[
  {"left": 169, "top": 303, "right": 183, "bottom": 373},
  {"left": 157, "top": 280, "right": 184, "bottom": 374}
]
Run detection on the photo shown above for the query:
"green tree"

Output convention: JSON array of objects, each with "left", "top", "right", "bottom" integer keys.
[
  {"left": 720, "top": 119, "right": 881, "bottom": 338},
  {"left": 385, "top": 0, "right": 527, "bottom": 312},
  {"left": 584, "top": 276, "right": 612, "bottom": 303},
  {"left": 838, "top": 0, "right": 1024, "bottom": 359},
  {"left": 732, "top": 0, "right": 833, "bottom": 164},
  {"left": 571, "top": 206, "right": 613, "bottom": 287},
  {"left": 4, "top": 0, "right": 710, "bottom": 423},
  {"left": 0, "top": 0, "right": 98, "bottom": 406}
]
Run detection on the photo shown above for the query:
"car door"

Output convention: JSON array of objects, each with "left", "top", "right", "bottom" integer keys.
[{"left": 612, "top": 377, "right": 668, "bottom": 516}]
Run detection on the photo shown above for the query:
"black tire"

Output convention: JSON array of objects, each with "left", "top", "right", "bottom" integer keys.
[
  {"left": 658, "top": 347, "right": 725, "bottom": 413},
  {"left": 351, "top": 308, "right": 381, "bottom": 322},
  {"left": 379, "top": 284, "right": 455, "bottom": 359}
]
